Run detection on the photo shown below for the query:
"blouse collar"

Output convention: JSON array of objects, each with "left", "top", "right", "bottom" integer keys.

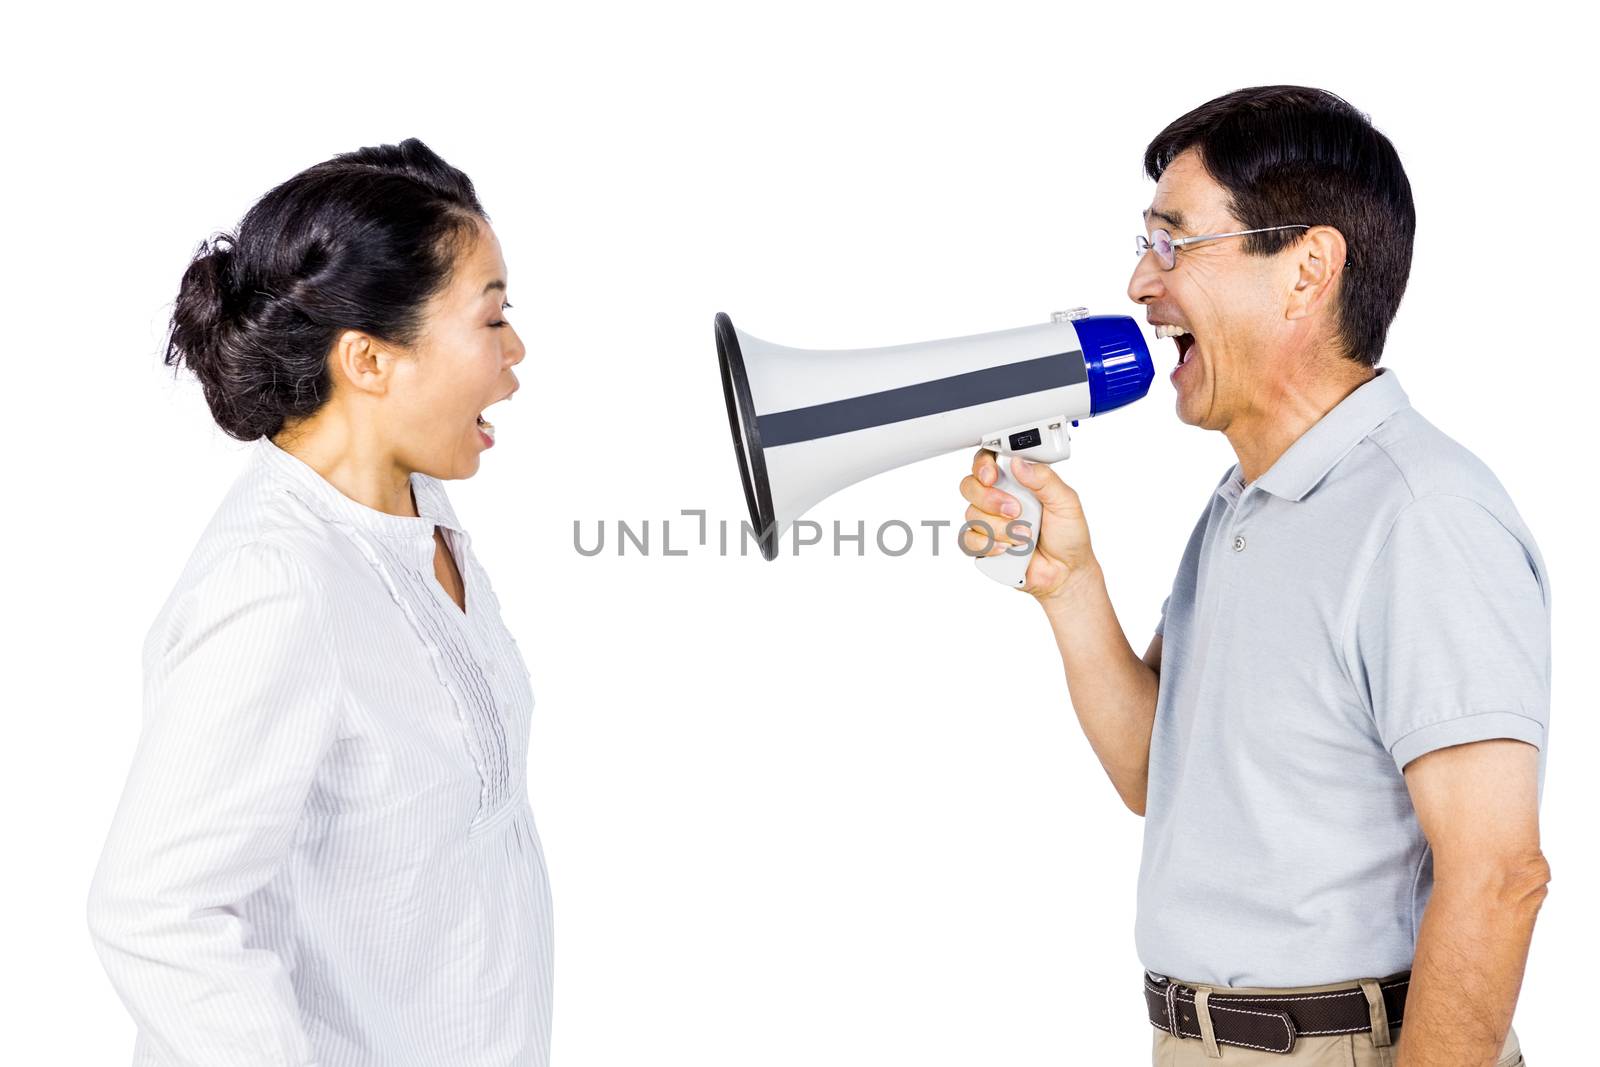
[{"left": 253, "top": 435, "right": 464, "bottom": 543}]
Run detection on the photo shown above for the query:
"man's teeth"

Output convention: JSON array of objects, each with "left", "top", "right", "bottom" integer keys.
[{"left": 1154, "top": 324, "right": 1190, "bottom": 339}]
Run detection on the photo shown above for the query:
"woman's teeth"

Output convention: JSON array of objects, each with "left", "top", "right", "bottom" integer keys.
[{"left": 476, "top": 412, "right": 495, "bottom": 441}]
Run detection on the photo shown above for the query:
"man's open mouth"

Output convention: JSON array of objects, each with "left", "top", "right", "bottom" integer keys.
[{"left": 1154, "top": 323, "right": 1196, "bottom": 367}]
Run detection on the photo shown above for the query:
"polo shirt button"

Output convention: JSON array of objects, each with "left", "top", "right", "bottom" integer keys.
[{"left": 1233, "top": 534, "right": 1247, "bottom": 552}]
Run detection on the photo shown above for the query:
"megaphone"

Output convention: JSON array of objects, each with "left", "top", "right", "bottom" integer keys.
[{"left": 715, "top": 307, "right": 1154, "bottom": 587}]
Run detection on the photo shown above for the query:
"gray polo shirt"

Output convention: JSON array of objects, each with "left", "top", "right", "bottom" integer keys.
[{"left": 1138, "top": 367, "right": 1551, "bottom": 988}]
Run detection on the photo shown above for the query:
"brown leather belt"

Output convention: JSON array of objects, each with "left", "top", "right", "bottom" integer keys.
[{"left": 1144, "top": 972, "right": 1409, "bottom": 1054}]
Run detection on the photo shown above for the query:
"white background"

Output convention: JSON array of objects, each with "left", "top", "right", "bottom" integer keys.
[{"left": 4, "top": 1, "right": 1593, "bottom": 1062}]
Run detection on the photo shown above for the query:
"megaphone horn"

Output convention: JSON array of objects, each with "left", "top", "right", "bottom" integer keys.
[{"left": 715, "top": 308, "right": 1153, "bottom": 585}]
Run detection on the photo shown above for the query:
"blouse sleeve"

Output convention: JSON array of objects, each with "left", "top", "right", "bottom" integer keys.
[{"left": 87, "top": 541, "right": 341, "bottom": 1067}]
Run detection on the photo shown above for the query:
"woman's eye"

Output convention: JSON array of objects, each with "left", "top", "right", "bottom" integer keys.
[{"left": 490, "top": 301, "right": 513, "bottom": 328}]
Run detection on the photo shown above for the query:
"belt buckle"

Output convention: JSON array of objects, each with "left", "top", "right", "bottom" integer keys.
[{"left": 1157, "top": 978, "right": 1299, "bottom": 1055}]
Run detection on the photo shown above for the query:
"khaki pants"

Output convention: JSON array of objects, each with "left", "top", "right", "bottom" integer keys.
[{"left": 1150, "top": 974, "right": 1524, "bottom": 1066}]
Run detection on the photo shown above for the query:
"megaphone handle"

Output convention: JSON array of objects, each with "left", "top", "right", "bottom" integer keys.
[{"left": 974, "top": 455, "right": 1043, "bottom": 589}]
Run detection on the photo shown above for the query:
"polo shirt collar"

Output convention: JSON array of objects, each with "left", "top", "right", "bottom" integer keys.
[{"left": 1247, "top": 368, "right": 1411, "bottom": 503}]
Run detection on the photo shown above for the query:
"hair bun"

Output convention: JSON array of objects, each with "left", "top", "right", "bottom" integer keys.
[
  {"left": 178, "top": 233, "right": 240, "bottom": 333},
  {"left": 167, "top": 233, "right": 242, "bottom": 379}
]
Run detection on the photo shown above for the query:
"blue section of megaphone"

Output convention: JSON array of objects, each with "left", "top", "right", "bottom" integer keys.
[{"left": 1076, "top": 315, "right": 1154, "bottom": 415}]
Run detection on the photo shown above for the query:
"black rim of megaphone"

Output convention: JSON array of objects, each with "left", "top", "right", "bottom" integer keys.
[{"left": 715, "top": 312, "right": 779, "bottom": 561}]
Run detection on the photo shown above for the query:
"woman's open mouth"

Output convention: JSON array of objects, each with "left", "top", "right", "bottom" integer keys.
[{"left": 475, "top": 385, "right": 517, "bottom": 446}]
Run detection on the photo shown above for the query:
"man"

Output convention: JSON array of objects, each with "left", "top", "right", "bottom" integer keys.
[{"left": 959, "top": 86, "right": 1550, "bottom": 1065}]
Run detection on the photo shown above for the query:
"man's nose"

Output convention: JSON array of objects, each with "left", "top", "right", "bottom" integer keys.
[{"left": 1128, "top": 251, "right": 1164, "bottom": 306}]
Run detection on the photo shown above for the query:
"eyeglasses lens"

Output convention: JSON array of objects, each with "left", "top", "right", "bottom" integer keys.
[{"left": 1152, "top": 228, "right": 1174, "bottom": 270}]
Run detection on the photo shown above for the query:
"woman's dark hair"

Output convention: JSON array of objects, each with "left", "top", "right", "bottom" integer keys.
[
  {"left": 1144, "top": 86, "right": 1415, "bottom": 368},
  {"left": 166, "top": 137, "right": 488, "bottom": 440}
]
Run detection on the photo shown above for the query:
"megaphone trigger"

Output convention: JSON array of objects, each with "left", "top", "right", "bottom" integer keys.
[
  {"left": 974, "top": 419, "right": 1073, "bottom": 588},
  {"left": 974, "top": 454, "right": 1045, "bottom": 589}
]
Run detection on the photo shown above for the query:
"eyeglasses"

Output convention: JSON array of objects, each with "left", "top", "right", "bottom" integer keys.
[{"left": 1135, "top": 224, "right": 1310, "bottom": 271}]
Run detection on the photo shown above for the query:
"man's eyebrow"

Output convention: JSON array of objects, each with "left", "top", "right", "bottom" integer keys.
[{"left": 1142, "top": 206, "right": 1186, "bottom": 230}]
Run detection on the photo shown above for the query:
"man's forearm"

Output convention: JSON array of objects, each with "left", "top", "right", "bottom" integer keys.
[
  {"left": 1037, "top": 559, "right": 1160, "bottom": 814},
  {"left": 1396, "top": 858, "right": 1549, "bottom": 1066}
]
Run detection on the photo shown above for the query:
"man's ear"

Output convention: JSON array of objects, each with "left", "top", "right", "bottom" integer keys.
[{"left": 1286, "top": 224, "right": 1349, "bottom": 322}]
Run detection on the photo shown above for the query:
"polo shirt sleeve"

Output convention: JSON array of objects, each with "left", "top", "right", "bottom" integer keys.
[
  {"left": 1155, "top": 594, "right": 1170, "bottom": 637},
  {"left": 1350, "top": 493, "right": 1550, "bottom": 772}
]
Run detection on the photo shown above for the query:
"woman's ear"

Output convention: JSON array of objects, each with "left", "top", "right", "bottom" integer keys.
[{"left": 329, "top": 329, "right": 394, "bottom": 398}]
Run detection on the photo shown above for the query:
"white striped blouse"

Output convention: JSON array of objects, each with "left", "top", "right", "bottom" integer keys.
[{"left": 88, "top": 435, "right": 553, "bottom": 1067}]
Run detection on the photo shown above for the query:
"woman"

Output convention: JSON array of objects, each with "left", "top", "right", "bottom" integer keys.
[{"left": 86, "top": 138, "right": 552, "bottom": 1067}]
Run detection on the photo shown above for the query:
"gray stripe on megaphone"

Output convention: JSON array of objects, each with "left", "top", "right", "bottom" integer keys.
[{"left": 755, "top": 352, "right": 1087, "bottom": 447}]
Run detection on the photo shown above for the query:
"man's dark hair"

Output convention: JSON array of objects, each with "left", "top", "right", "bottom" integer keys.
[{"left": 1144, "top": 86, "right": 1415, "bottom": 368}]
